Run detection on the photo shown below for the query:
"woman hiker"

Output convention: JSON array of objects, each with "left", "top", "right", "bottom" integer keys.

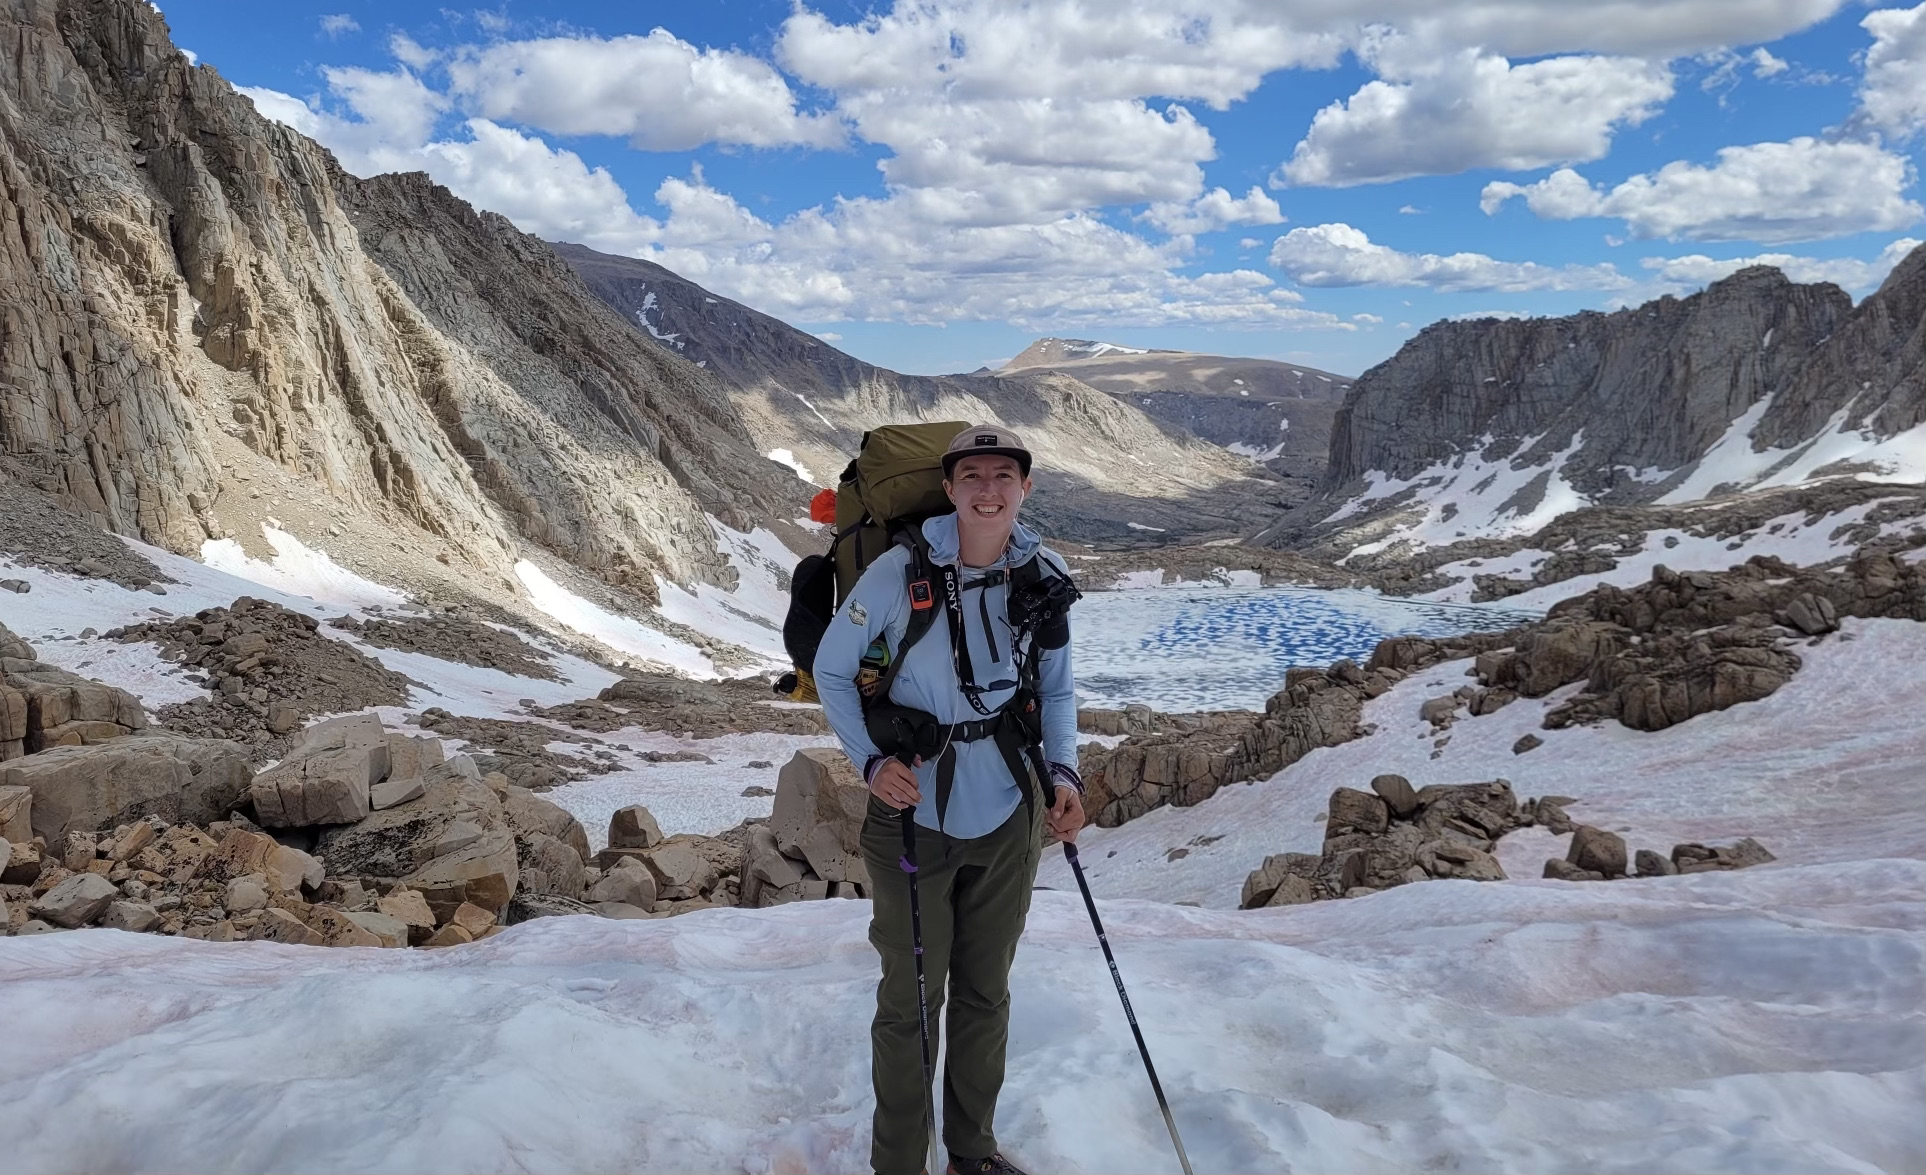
[{"left": 815, "top": 423, "right": 1086, "bottom": 1175}]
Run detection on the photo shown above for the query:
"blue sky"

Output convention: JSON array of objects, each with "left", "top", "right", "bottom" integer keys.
[{"left": 160, "top": 1, "right": 1924, "bottom": 378}]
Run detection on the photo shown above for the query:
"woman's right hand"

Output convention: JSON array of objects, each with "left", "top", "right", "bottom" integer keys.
[{"left": 869, "top": 756, "right": 924, "bottom": 810}]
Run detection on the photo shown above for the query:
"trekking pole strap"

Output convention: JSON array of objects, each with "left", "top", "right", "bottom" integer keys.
[{"left": 1063, "top": 841, "right": 1195, "bottom": 1175}]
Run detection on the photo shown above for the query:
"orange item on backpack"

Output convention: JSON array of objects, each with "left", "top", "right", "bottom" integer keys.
[{"left": 809, "top": 486, "right": 838, "bottom": 524}]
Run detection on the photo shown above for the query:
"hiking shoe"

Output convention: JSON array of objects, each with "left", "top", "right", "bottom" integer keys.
[{"left": 946, "top": 1154, "right": 1026, "bottom": 1175}]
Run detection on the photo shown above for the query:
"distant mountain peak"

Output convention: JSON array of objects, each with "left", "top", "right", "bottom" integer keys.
[{"left": 1002, "top": 337, "right": 1170, "bottom": 369}]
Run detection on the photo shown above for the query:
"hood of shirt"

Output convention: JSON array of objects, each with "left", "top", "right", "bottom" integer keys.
[{"left": 918, "top": 511, "right": 1042, "bottom": 569}]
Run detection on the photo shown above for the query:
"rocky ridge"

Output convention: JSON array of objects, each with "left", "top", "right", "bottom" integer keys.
[
  {"left": 997, "top": 336, "right": 1351, "bottom": 491},
  {"left": 550, "top": 243, "right": 1279, "bottom": 544},
  {"left": 1266, "top": 250, "right": 1926, "bottom": 563},
  {"left": 0, "top": 0, "right": 801, "bottom": 637}
]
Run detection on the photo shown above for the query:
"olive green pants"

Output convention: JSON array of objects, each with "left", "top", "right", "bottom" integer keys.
[{"left": 861, "top": 797, "right": 1043, "bottom": 1175}]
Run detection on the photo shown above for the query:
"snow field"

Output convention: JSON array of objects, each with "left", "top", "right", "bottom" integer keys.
[
  {"left": 0, "top": 857, "right": 1916, "bottom": 1172},
  {"left": 1043, "top": 617, "right": 1926, "bottom": 906}
]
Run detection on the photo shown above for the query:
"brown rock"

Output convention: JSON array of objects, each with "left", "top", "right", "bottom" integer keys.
[
  {"left": 345, "top": 910, "right": 409, "bottom": 947},
  {"left": 1511, "top": 734, "right": 1544, "bottom": 755},
  {"left": 1326, "top": 787, "right": 1389, "bottom": 836},
  {"left": 1543, "top": 859, "right": 1604, "bottom": 881},
  {"left": 638, "top": 838, "right": 715, "bottom": 902},
  {"left": 251, "top": 906, "right": 326, "bottom": 946},
  {"left": 406, "top": 830, "right": 519, "bottom": 918},
  {"left": 377, "top": 888, "right": 437, "bottom": 944},
  {"left": 384, "top": 734, "right": 444, "bottom": 781},
  {"left": 587, "top": 859, "right": 657, "bottom": 910},
  {"left": 1567, "top": 825, "right": 1628, "bottom": 878},
  {"left": 1263, "top": 875, "right": 1318, "bottom": 907},
  {"left": 1369, "top": 773, "right": 1419, "bottom": 819},
  {"left": 0, "top": 785, "right": 31, "bottom": 843},
  {"left": 1, "top": 838, "right": 44, "bottom": 885},
  {"left": 1633, "top": 848, "right": 1679, "bottom": 877},
  {"left": 249, "top": 743, "right": 387, "bottom": 828},
  {"left": 423, "top": 922, "right": 474, "bottom": 948},
  {"left": 607, "top": 804, "right": 664, "bottom": 850},
  {"left": 305, "top": 905, "right": 383, "bottom": 948},
  {"left": 107, "top": 822, "right": 157, "bottom": 863},
  {"left": 28, "top": 872, "right": 119, "bottom": 927},
  {"left": 1, "top": 735, "right": 251, "bottom": 841},
  {"left": 449, "top": 902, "right": 496, "bottom": 937}
]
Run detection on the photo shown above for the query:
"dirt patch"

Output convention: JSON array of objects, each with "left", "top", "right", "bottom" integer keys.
[
  {"left": 532, "top": 672, "right": 828, "bottom": 738},
  {"left": 0, "top": 474, "right": 175, "bottom": 590},
  {"left": 107, "top": 597, "right": 414, "bottom": 761},
  {"left": 409, "top": 708, "right": 627, "bottom": 791},
  {"left": 327, "top": 613, "right": 561, "bottom": 681}
]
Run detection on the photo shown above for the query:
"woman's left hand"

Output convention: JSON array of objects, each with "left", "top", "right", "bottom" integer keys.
[{"left": 1046, "top": 785, "right": 1085, "bottom": 843}]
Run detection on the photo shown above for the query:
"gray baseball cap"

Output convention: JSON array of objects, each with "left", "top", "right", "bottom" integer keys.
[{"left": 942, "top": 423, "right": 1033, "bottom": 477}]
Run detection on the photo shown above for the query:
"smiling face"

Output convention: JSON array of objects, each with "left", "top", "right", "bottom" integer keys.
[{"left": 944, "top": 453, "right": 1031, "bottom": 529}]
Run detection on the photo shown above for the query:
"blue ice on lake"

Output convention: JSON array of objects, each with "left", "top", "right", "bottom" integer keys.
[{"left": 1072, "top": 586, "right": 1539, "bottom": 712}]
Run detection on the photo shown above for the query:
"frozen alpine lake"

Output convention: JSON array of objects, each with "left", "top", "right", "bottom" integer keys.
[{"left": 1073, "top": 586, "right": 1537, "bottom": 711}]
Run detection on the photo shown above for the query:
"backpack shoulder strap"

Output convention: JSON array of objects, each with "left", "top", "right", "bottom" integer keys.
[{"left": 868, "top": 527, "right": 940, "bottom": 705}]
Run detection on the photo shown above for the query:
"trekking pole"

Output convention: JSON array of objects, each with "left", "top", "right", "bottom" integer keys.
[
  {"left": 900, "top": 809, "right": 941, "bottom": 1175},
  {"left": 1063, "top": 841, "right": 1194, "bottom": 1175}
]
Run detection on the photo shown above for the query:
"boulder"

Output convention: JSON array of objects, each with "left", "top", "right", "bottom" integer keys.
[
  {"left": 502, "top": 788, "right": 592, "bottom": 863},
  {"left": 315, "top": 764, "right": 504, "bottom": 879},
  {"left": 384, "top": 734, "right": 444, "bottom": 781},
  {"left": 506, "top": 892, "right": 598, "bottom": 925},
  {"left": 1543, "top": 859, "right": 1604, "bottom": 882},
  {"left": 423, "top": 923, "right": 474, "bottom": 948},
  {"left": 771, "top": 749, "right": 868, "bottom": 881},
  {"left": 290, "top": 714, "right": 387, "bottom": 756},
  {"left": 215, "top": 829, "right": 323, "bottom": 894},
  {"left": 1, "top": 837, "right": 43, "bottom": 885},
  {"left": 587, "top": 858, "right": 657, "bottom": 910},
  {"left": 449, "top": 902, "right": 496, "bottom": 938},
  {"left": 224, "top": 874, "right": 269, "bottom": 912},
  {"left": 101, "top": 901, "right": 161, "bottom": 932},
  {"left": 1511, "top": 734, "right": 1544, "bottom": 755},
  {"left": 637, "top": 837, "right": 716, "bottom": 902},
  {"left": 517, "top": 831, "right": 588, "bottom": 898},
  {"left": 344, "top": 910, "right": 409, "bottom": 947},
  {"left": 377, "top": 888, "right": 437, "bottom": 944},
  {"left": 1634, "top": 848, "right": 1679, "bottom": 877},
  {"left": 369, "top": 777, "right": 425, "bottom": 810},
  {"left": 2, "top": 735, "right": 252, "bottom": 841},
  {"left": 405, "top": 829, "right": 519, "bottom": 918},
  {"left": 0, "top": 785, "right": 30, "bottom": 842},
  {"left": 1263, "top": 875, "right": 1318, "bottom": 907},
  {"left": 607, "top": 804, "right": 663, "bottom": 850},
  {"left": 1369, "top": 773, "right": 1419, "bottom": 819},
  {"left": 28, "top": 873, "right": 119, "bottom": 927},
  {"left": 1326, "top": 788, "right": 1388, "bottom": 837},
  {"left": 249, "top": 743, "right": 387, "bottom": 828},
  {"left": 1567, "top": 825, "right": 1628, "bottom": 879},
  {"left": 251, "top": 907, "right": 326, "bottom": 946}
]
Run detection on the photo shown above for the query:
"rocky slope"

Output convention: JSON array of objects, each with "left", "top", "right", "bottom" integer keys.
[
  {"left": 1266, "top": 252, "right": 1924, "bottom": 556},
  {"left": 999, "top": 337, "right": 1351, "bottom": 491},
  {"left": 551, "top": 244, "right": 1280, "bottom": 544},
  {"left": 0, "top": 0, "right": 800, "bottom": 631}
]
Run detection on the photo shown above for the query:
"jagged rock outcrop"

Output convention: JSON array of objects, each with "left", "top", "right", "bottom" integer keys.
[
  {"left": 0, "top": 0, "right": 798, "bottom": 609},
  {"left": 551, "top": 244, "right": 1275, "bottom": 543},
  {"left": 1265, "top": 251, "right": 1925, "bottom": 560}
]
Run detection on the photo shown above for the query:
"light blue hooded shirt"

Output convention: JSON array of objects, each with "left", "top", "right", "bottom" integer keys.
[{"left": 815, "top": 512, "right": 1078, "bottom": 839}]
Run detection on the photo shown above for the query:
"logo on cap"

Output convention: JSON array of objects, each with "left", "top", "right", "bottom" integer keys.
[{"left": 975, "top": 433, "right": 999, "bottom": 446}]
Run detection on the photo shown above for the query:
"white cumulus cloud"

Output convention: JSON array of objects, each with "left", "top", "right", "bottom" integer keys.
[
  {"left": 1145, "top": 186, "right": 1285, "bottom": 235},
  {"left": 445, "top": 31, "right": 842, "bottom": 150},
  {"left": 1482, "top": 138, "right": 1923, "bottom": 242},
  {"left": 1858, "top": 4, "right": 1926, "bottom": 140},
  {"left": 1269, "top": 223, "right": 1630, "bottom": 291},
  {"left": 1279, "top": 42, "right": 1673, "bottom": 187}
]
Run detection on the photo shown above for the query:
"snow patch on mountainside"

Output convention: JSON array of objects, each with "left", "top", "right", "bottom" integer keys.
[
  {"left": 1657, "top": 396, "right": 1925, "bottom": 505},
  {"left": 514, "top": 561, "right": 718, "bottom": 679},
  {"left": 1339, "top": 432, "right": 1592, "bottom": 559},
  {"left": 1421, "top": 498, "right": 1913, "bottom": 606},
  {"left": 200, "top": 526, "right": 408, "bottom": 610}
]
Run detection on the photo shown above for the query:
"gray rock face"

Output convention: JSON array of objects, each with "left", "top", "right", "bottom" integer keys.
[
  {"left": 1324, "top": 266, "right": 1854, "bottom": 496},
  {"left": 0, "top": 0, "right": 800, "bottom": 607},
  {"left": 1272, "top": 251, "right": 1925, "bottom": 556},
  {"left": 29, "top": 873, "right": 120, "bottom": 928}
]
